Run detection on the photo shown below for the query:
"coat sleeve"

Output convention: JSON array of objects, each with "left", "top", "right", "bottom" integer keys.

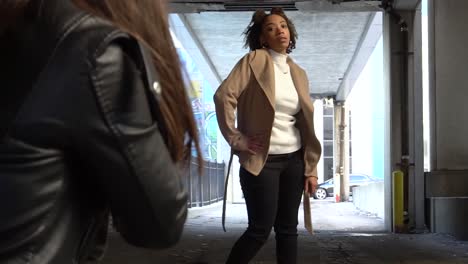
[
  {"left": 213, "top": 54, "right": 252, "bottom": 149},
  {"left": 72, "top": 39, "right": 187, "bottom": 249}
]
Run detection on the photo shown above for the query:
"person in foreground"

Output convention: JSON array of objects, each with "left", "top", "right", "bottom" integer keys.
[
  {"left": 0, "top": 0, "right": 202, "bottom": 263},
  {"left": 214, "top": 8, "right": 322, "bottom": 264}
]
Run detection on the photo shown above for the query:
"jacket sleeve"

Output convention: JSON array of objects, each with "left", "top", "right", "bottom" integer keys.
[
  {"left": 72, "top": 39, "right": 187, "bottom": 249},
  {"left": 299, "top": 71, "right": 322, "bottom": 178},
  {"left": 213, "top": 54, "right": 251, "bottom": 149}
]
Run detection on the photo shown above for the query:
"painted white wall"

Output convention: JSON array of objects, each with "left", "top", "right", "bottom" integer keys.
[
  {"left": 347, "top": 36, "right": 384, "bottom": 179},
  {"left": 347, "top": 36, "right": 387, "bottom": 223},
  {"left": 314, "top": 100, "right": 325, "bottom": 182},
  {"left": 347, "top": 58, "right": 375, "bottom": 177}
]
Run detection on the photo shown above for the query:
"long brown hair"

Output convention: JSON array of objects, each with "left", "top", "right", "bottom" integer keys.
[
  {"left": 72, "top": 0, "right": 202, "bottom": 166},
  {"left": 1, "top": 0, "right": 202, "bottom": 167},
  {"left": 243, "top": 7, "right": 298, "bottom": 54}
]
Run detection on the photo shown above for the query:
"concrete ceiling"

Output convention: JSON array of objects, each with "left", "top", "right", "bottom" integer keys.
[
  {"left": 182, "top": 11, "right": 379, "bottom": 99},
  {"left": 169, "top": 0, "right": 383, "bottom": 13},
  {"left": 169, "top": 1, "right": 418, "bottom": 99},
  {"left": 169, "top": 0, "right": 421, "bottom": 12}
]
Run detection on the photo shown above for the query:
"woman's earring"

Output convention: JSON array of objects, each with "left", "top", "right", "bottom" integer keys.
[
  {"left": 262, "top": 42, "right": 269, "bottom": 48},
  {"left": 287, "top": 40, "right": 293, "bottom": 52}
]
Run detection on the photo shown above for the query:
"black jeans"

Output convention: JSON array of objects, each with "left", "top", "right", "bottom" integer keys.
[{"left": 226, "top": 150, "right": 305, "bottom": 264}]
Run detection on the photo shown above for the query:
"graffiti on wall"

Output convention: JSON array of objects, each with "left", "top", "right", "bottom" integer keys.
[{"left": 175, "top": 39, "right": 218, "bottom": 161}]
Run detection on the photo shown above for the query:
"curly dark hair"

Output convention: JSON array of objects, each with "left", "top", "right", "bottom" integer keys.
[{"left": 243, "top": 7, "right": 298, "bottom": 54}]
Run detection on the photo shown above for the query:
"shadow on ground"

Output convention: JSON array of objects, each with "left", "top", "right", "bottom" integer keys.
[{"left": 100, "top": 201, "right": 468, "bottom": 264}]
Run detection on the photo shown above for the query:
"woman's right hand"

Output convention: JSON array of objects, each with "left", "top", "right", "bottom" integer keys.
[{"left": 233, "top": 134, "right": 264, "bottom": 155}]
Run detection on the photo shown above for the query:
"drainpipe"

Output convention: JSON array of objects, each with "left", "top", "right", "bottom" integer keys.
[
  {"left": 399, "top": 18, "right": 410, "bottom": 229},
  {"left": 393, "top": 11, "right": 410, "bottom": 228}
]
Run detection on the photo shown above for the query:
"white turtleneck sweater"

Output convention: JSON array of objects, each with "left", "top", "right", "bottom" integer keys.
[{"left": 268, "top": 49, "right": 302, "bottom": 154}]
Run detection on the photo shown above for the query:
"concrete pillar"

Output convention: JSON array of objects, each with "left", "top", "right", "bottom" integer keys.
[
  {"left": 426, "top": 0, "right": 468, "bottom": 239},
  {"left": 429, "top": 0, "right": 468, "bottom": 170},
  {"left": 334, "top": 103, "right": 350, "bottom": 202},
  {"left": 383, "top": 7, "right": 424, "bottom": 231}
]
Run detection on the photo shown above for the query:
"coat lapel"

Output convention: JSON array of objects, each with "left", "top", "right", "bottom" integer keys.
[
  {"left": 249, "top": 50, "right": 275, "bottom": 109},
  {"left": 249, "top": 49, "right": 310, "bottom": 110}
]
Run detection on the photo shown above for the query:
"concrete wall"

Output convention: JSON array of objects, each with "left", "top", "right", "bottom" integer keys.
[
  {"left": 430, "top": 0, "right": 468, "bottom": 170},
  {"left": 384, "top": 8, "right": 425, "bottom": 231},
  {"left": 430, "top": 197, "right": 468, "bottom": 240},
  {"left": 426, "top": 0, "right": 468, "bottom": 239},
  {"left": 425, "top": 171, "right": 468, "bottom": 240},
  {"left": 353, "top": 182, "right": 385, "bottom": 219}
]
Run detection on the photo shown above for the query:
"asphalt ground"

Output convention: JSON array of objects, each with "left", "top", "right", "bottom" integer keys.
[{"left": 99, "top": 201, "right": 468, "bottom": 264}]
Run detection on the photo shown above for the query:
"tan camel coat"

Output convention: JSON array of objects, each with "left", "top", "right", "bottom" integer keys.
[{"left": 214, "top": 49, "right": 322, "bottom": 177}]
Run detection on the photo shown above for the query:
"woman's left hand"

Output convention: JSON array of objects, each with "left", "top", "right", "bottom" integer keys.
[{"left": 304, "top": 176, "right": 318, "bottom": 196}]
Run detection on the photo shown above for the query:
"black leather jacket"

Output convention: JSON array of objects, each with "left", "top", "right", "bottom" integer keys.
[{"left": 0, "top": 0, "right": 188, "bottom": 263}]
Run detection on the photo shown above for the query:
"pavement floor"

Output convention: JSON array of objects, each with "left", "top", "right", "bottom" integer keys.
[{"left": 99, "top": 200, "right": 468, "bottom": 264}]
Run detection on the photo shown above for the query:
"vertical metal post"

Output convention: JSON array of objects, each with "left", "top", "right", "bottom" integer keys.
[
  {"left": 188, "top": 160, "right": 193, "bottom": 208},
  {"left": 215, "top": 160, "right": 219, "bottom": 202},
  {"left": 399, "top": 21, "right": 410, "bottom": 228},
  {"left": 199, "top": 159, "right": 203, "bottom": 207},
  {"left": 208, "top": 161, "right": 212, "bottom": 204}
]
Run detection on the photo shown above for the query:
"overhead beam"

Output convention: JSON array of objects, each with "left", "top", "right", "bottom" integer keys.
[
  {"left": 170, "top": 14, "right": 222, "bottom": 86},
  {"left": 392, "top": 0, "right": 421, "bottom": 10},
  {"left": 169, "top": 3, "right": 224, "bottom": 13},
  {"left": 169, "top": 1, "right": 297, "bottom": 13},
  {"left": 296, "top": 0, "right": 382, "bottom": 12},
  {"left": 335, "top": 12, "right": 382, "bottom": 101}
]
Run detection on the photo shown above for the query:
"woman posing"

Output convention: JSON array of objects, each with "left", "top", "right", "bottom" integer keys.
[{"left": 214, "top": 8, "right": 322, "bottom": 264}]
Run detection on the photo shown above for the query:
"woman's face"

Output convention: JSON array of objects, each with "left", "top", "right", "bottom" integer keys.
[{"left": 261, "top": 14, "right": 290, "bottom": 54}]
